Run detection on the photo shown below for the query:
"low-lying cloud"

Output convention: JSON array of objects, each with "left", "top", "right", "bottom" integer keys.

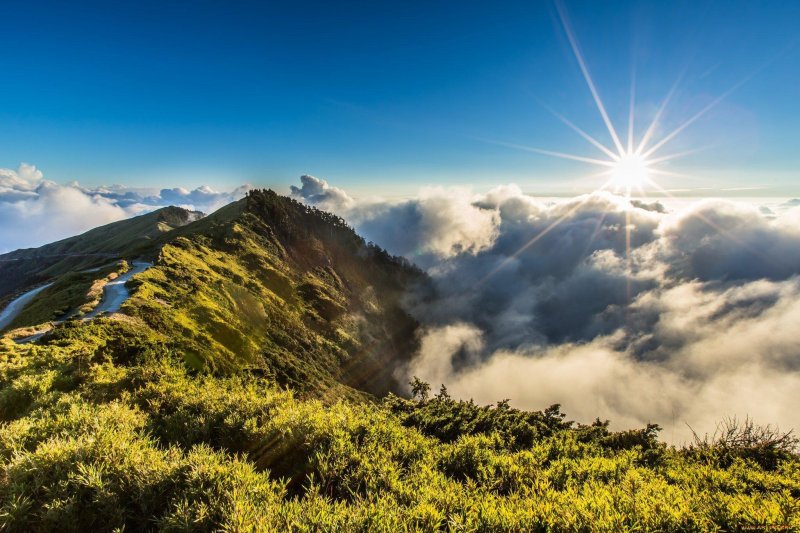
[
  {"left": 0, "top": 163, "right": 250, "bottom": 253},
  {"left": 292, "top": 175, "right": 800, "bottom": 442}
]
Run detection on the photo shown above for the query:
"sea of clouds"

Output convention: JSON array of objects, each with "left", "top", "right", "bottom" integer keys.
[
  {"left": 0, "top": 163, "right": 250, "bottom": 253},
  {"left": 3, "top": 163, "right": 798, "bottom": 442},
  {"left": 291, "top": 174, "right": 800, "bottom": 443}
]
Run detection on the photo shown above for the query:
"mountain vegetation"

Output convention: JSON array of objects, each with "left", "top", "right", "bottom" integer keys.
[
  {"left": 0, "top": 206, "right": 201, "bottom": 302},
  {"left": 0, "top": 190, "right": 797, "bottom": 531}
]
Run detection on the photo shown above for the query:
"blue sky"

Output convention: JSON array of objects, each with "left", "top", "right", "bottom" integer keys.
[{"left": 1, "top": 0, "right": 799, "bottom": 196}]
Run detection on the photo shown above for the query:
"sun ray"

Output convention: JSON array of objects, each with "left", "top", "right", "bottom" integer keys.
[
  {"left": 641, "top": 74, "right": 758, "bottom": 159},
  {"left": 482, "top": 139, "right": 616, "bottom": 167},
  {"left": 625, "top": 207, "right": 632, "bottom": 301},
  {"left": 647, "top": 167, "right": 705, "bottom": 181},
  {"left": 646, "top": 146, "right": 712, "bottom": 165},
  {"left": 555, "top": 0, "right": 626, "bottom": 156},
  {"left": 477, "top": 176, "right": 613, "bottom": 287},
  {"left": 635, "top": 73, "right": 683, "bottom": 155},
  {"left": 579, "top": 209, "right": 610, "bottom": 260},
  {"left": 542, "top": 105, "right": 620, "bottom": 160},
  {"left": 627, "top": 66, "right": 636, "bottom": 154},
  {"left": 641, "top": 45, "right": 787, "bottom": 160}
]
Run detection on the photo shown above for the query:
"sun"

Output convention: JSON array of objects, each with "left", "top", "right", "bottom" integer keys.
[
  {"left": 484, "top": 2, "right": 746, "bottom": 200},
  {"left": 611, "top": 152, "right": 651, "bottom": 194}
]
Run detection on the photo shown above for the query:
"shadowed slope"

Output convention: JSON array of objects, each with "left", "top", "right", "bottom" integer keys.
[{"left": 124, "top": 190, "right": 422, "bottom": 397}]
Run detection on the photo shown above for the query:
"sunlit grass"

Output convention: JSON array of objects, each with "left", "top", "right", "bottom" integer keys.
[{"left": 0, "top": 319, "right": 797, "bottom": 531}]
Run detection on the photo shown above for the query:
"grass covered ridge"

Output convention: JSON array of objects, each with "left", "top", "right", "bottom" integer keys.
[
  {"left": 119, "top": 191, "right": 421, "bottom": 397},
  {"left": 0, "top": 190, "right": 797, "bottom": 531},
  {"left": 2, "top": 190, "right": 421, "bottom": 397},
  {"left": 0, "top": 319, "right": 797, "bottom": 531}
]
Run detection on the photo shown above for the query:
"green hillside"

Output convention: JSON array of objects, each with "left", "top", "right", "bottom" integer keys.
[
  {"left": 121, "top": 190, "right": 422, "bottom": 397},
  {"left": 1, "top": 190, "right": 422, "bottom": 396},
  {"left": 0, "top": 206, "right": 202, "bottom": 301},
  {"left": 0, "top": 191, "right": 797, "bottom": 531},
  {"left": 0, "top": 320, "right": 797, "bottom": 531}
]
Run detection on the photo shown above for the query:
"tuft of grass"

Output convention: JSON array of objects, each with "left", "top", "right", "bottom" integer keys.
[{"left": 686, "top": 416, "right": 799, "bottom": 471}]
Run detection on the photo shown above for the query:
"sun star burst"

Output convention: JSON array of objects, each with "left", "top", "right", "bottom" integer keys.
[
  {"left": 478, "top": 0, "right": 759, "bottom": 290},
  {"left": 486, "top": 1, "right": 752, "bottom": 200},
  {"left": 610, "top": 152, "right": 651, "bottom": 195}
]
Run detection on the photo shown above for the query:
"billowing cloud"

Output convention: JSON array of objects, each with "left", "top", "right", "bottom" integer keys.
[
  {"left": 293, "top": 175, "right": 800, "bottom": 442},
  {"left": 291, "top": 175, "right": 499, "bottom": 266},
  {"left": 0, "top": 163, "right": 250, "bottom": 253},
  {"left": 290, "top": 174, "right": 354, "bottom": 209},
  {"left": 656, "top": 200, "right": 800, "bottom": 281},
  {"left": 410, "top": 277, "right": 800, "bottom": 443}
]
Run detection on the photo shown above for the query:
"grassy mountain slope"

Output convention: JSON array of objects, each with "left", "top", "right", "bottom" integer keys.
[
  {"left": 118, "top": 190, "right": 422, "bottom": 396},
  {"left": 0, "top": 319, "right": 797, "bottom": 531},
  {"left": 0, "top": 190, "right": 797, "bottom": 531},
  {"left": 0, "top": 206, "right": 202, "bottom": 301},
  {"left": 2, "top": 190, "right": 422, "bottom": 397}
]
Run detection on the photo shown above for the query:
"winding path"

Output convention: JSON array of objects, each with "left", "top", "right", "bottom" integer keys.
[
  {"left": 83, "top": 261, "right": 152, "bottom": 318},
  {"left": 0, "top": 261, "right": 152, "bottom": 341},
  {"left": 0, "top": 283, "right": 55, "bottom": 331}
]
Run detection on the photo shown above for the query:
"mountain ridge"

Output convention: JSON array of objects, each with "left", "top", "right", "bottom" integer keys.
[
  {"left": 0, "top": 190, "right": 797, "bottom": 531},
  {"left": 1, "top": 190, "right": 423, "bottom": 398}
]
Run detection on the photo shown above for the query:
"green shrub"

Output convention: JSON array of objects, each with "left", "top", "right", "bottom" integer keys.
[{"left": 0, "top": 326, "right": 797, "bottom": 531}]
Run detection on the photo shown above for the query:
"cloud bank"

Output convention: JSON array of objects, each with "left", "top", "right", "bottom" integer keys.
[
  {"left": 0, "top": 163, "right": 250, "bottom": 253},
  {"left": 3, "top": 165, "right": 796, "bottom": 442},
  {"left": 292, "top": 175, "right": 800, "bottom": 443}
]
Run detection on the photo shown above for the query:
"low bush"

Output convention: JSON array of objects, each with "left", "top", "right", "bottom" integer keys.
[{"left": 0, "top": 325, "right": 797, "bottom": 531}]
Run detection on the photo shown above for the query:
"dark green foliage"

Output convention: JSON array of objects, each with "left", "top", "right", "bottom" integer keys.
[
  {"left": 685, "top": 416, "right": 799, "bottom": 471},
  {"left": 409, "top": 376, "right": 431, "bottom": 401},
  {"left": 573, "top": 419, "right": 666, "bottom": 467},
  {"left": 386, "top": 385, "right": 572, "bottom": 450}
]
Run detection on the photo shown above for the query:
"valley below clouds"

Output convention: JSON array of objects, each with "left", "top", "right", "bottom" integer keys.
[{"left": 292, "top": 174, "right": 800, "bottom": 443}]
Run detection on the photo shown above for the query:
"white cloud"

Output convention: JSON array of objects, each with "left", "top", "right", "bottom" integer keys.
[
  {"left": 291, "top": 175, "right": 500, "bottom": 266},
  {"left": 0, "top": 163, "right": 251, "bottom": 253},
  {"left": 292, "top": 175, "right": 800, "bottom": 441},
  {"left": 290, "top": 174, "right": 354, "bottom": 210}
]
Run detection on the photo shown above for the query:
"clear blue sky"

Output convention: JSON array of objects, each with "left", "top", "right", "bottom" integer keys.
[{"left": 1, "top": 0, "right": 799, "bottom": 196}]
